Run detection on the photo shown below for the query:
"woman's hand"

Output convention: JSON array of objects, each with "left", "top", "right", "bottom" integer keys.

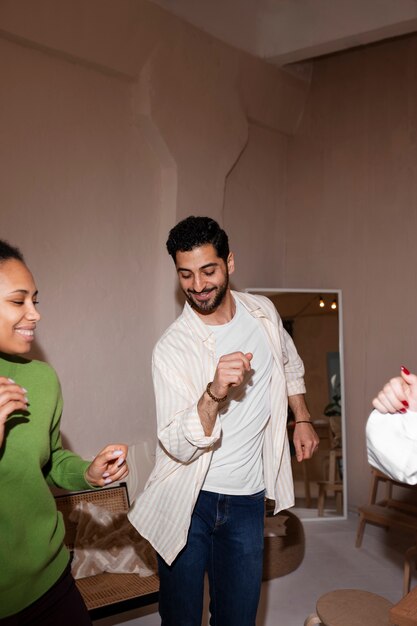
[
  {"left": 372, "top": 367, "right": 417, "bottom": 413},
  {"left": 0, "top": 377, "right": 28, "bottom": 448},
  {"left": 85, "top": 443, "right": 129, "bottom": 487}
]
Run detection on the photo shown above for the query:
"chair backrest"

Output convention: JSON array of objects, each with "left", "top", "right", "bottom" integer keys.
[
  {"left": 368, "top": 466, "right": 417, "bottom": 510},
  {"left": 55, "top": 482, "right": 130, "bottom": 551}
]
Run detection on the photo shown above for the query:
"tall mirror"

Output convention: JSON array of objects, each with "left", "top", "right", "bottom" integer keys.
[{"left": 245, "top": 288, "right": 347, "bottom": 520}]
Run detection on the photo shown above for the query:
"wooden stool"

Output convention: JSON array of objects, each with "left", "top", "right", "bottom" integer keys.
[
  {"left": 317, "top": 481, "right": 343, "bottom": 516},
  {"left": 305, "top": 586, "right": 417, "bottom": 626},
  {"left": 307, "top": 589, "right": 393, "bottom": 626}
]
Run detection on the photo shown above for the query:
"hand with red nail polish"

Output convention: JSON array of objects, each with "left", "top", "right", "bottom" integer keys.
[{"left": 372, "top": 367, "right": 417, "bottom": 413}]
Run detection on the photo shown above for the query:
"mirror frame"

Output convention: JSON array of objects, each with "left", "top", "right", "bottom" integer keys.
[{"left": 245, "top": 287, "right": 347, "bottom": 521}]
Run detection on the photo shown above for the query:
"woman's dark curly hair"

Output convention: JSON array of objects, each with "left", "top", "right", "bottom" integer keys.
[
  {"left": 166, "top": 216, "right": 229, "bottom": 263},
  {"left": 0, "top": 239, "right": 24, "bottom": 265}
]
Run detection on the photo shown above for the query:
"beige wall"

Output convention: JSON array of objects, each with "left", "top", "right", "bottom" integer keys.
[
  {"left": 285, "top": 35, "right": 417, "bottom": 508},
  {"left": 0, "top": 2, "right": 308, "bottom": 468},
  {"left": 1, "top": 0, "right": 416, "bottom": 510},
  {"left": 224, "top": 123, "right": 289, "bottom": 288},
  {"left": 0, "top": 33, "right": 174, "bottom": 451}
]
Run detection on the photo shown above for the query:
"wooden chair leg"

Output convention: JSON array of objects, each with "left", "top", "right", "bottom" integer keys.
[
  {"left": 355, "top": 514, "right": 366, "bottom": 547},
  {"left": 403, "top": 557, "right": 411, "bottom": 598},
  {"left": 369, "top": 471, "right": 379, "bottom": 503},
  {"left": 318, "top": 484, "right": 325, "bottom": 517},
  {"left": 403, "top": 545, "right": 417, "bottom": 597},
  {"left": 302, "top": 460, "right": 312, "bottom": 508},
  {"left": 336, "top": 490, "right": 343, "bottom": 515},
  {"left": 304, "top": 613, "right": 322, "bottom": 626},
  {"left": 328, "top": 450, "right": 337, "bottom": 494}
]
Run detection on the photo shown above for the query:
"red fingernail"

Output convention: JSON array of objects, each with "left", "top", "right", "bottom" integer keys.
[
  {"left": 399, "top": 408, "right": 407, "bottom": 414},
  {"left": 402, "top": 366, "right": 410, "bottom": 375},
  {"left": 402, "top": 400, "right": 409, "bottom": 408}
]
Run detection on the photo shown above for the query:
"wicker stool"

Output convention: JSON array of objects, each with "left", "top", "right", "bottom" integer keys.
[{"left": 262, "top": 509, "right": 305, "bottom": 580}]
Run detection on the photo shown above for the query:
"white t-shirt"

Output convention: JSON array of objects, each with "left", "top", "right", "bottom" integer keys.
[
  {"left": 366, "top": 408, "right": 417, "bottom": 484},
  {"left": 202, "top": 297, "right": 273, "bottom": 495}
]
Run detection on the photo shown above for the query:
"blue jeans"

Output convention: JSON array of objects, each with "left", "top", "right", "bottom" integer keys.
[{"left": 157, "top": 489, "right": 265, "bottom": 626}]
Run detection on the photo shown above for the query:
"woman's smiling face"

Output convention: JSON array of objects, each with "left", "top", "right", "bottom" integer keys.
[{"left": 0, "top": 259, "right": 40, "bottom": 355}]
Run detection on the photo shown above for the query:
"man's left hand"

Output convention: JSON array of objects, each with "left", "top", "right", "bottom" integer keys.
[{"left": 293, "top": 423, "right": 320, "bottom": 462}]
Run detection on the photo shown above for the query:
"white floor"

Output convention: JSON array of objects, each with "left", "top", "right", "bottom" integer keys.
[{"left": 94, "top": 513, "right": 414, "bottom": 626}]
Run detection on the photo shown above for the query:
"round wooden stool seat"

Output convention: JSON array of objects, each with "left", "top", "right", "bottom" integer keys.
[{"left": 316, "top": 589, "right": 393, "bottom": 626}]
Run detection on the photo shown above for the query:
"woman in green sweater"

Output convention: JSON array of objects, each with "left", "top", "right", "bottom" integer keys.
[{"left": 0, "top": 240, "right": 129, "bottom": 625}]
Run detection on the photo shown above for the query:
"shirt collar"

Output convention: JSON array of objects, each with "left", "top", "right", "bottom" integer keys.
[
  {"left": 233, "top": 290, "right": 272, "bottom": 320},
  {"left": 181, "top": 300, "right": 213, "bottom": 344},
  {"left": 181, "top": 290, "right": 273, "bottom": 345}
]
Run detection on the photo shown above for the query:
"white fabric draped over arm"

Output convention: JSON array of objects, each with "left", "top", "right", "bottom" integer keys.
[{"left": 366, "top": 408, "right": 417, "bottom": 484}]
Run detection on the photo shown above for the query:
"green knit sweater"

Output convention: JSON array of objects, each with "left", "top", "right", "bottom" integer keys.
[{"left": 0, "top": 354, "right": 92, "bottom": 618}]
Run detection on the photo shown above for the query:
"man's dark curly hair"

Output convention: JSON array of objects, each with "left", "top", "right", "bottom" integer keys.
[
  {"left": 166, "top": 216, "right": 229, "bottom": 263},
  {"left": 0, "top": 239, "right": 24, "bottom": 265}
]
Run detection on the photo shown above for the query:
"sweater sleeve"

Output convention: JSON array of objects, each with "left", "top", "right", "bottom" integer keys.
[
  {"left": 153, "top": 355, "right": 222, "bottom": 464},
  {"left": 44, "top": 383, "right": 92, "bottom": 491}
]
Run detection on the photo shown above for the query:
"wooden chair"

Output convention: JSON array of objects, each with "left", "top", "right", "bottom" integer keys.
[
  {"left": 391, "top": 584, "right": 417, "bottom": 625},
  {"left": 288, "top": 419, "right": 331, "bottom": 508},
  {"left": 317, "top": 448, "right": 343, "bottom": 516},
  {"left": 355, "top": 468, "right": 417, "bottom": 549},
  {"left": 55, "top": 483, "right": 159, "bottom": 621}
]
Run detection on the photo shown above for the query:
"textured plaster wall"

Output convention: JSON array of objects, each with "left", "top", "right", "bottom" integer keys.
[
  {"left": 3, "top": 0, "right": 416, "bottom": 513},
  {"left": 0, "top": 1, "right": 308, "bottom": 465},
  {"left": 285, "top": 34, "right": 417, "bottom": 508},
  {"left": 224, "top": 123, "right": 289, "bottom": 288},
  {"left": 0, "top": 34, "right": 172, "bottom": 450},
  {"left": 2, "top": 0, "right": 416, "bottom": 517}
]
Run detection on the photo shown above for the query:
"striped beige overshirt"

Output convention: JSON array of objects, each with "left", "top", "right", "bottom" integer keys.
[{"left": 128, "top": 290, "right": 306, "bottom": 565}]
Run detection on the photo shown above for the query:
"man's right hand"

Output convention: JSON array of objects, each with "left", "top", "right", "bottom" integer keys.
[
  {"left": 0, "top": 377, "right": 28, "bottom": 447},
  {"left": 210, "top": 351, "right": 253, "bottom": 399},
  {"left": 198, "top": 351, "right": 253, "bottom": 436}
]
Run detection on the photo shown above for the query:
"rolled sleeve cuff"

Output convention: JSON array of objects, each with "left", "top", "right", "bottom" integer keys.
[
  {"left": 287, "top": 380, "right": 306, "bottom": 396},
  {"left": 181, "top": 406, "right": 222, "bottom": 448}
]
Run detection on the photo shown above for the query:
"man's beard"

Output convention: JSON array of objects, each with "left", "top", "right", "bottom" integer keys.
[{"left": 185, "top": 272, "right": 229, "bottom": 315}]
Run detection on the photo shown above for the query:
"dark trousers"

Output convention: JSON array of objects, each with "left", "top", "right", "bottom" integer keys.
[
  {"left": 158, "top": 489, "right": 265, "bottom": 626},
  {"left": 0, "top": 564, "right": 92, "bottom": 626}
]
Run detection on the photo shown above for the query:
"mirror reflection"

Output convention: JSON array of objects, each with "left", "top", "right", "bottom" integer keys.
[{"left": 245, "top": 288, "right": 346, "bottom": 520}]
